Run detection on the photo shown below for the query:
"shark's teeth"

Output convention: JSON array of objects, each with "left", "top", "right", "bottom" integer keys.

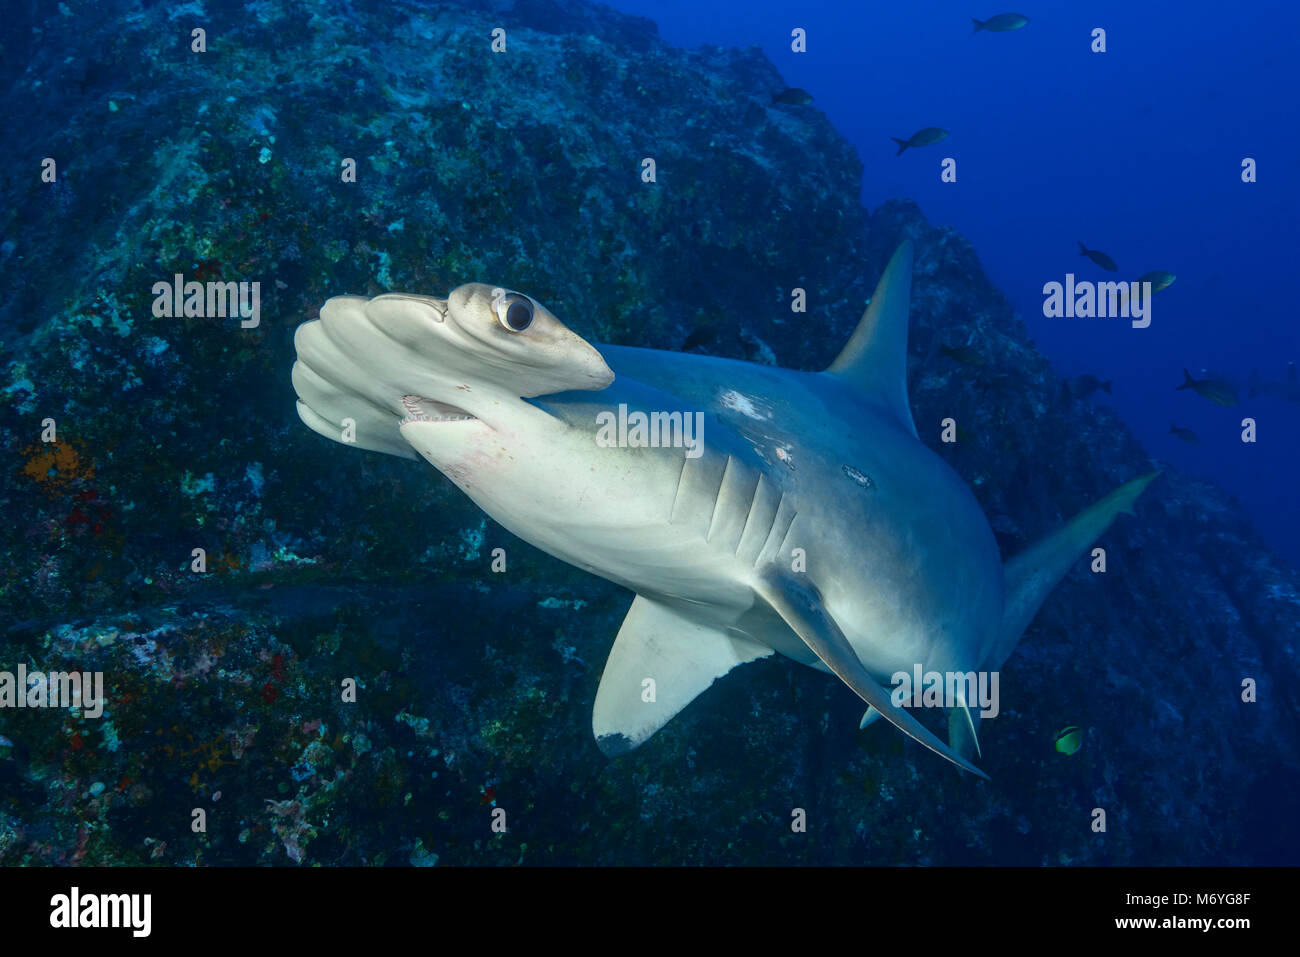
[
  {"left": 399, "top": 413, "right": 476, "bottom": 425},
  {"left": 399, "top": 394, "right": 475, "bottom": 426}
]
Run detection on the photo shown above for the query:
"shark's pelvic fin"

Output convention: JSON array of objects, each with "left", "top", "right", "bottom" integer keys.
[
  {"left": 864, "top": 693, "right": 981, "bottom": 761},
  {"left": 592, "top": 595, "right": 772, "bottom": 756},
  {"left": 754, "top": 566, "right": 988, "bottom": 778},
  {"left": 990, "top": 471, "right": 1161, "bottom": 672},
  {"left": 825, "top": 240, "right": 919, "bottom": 438}
]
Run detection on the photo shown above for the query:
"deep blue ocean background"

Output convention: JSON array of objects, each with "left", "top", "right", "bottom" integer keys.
[{"left": 606, "top": 0, "right": 1300, "bottom": 566}]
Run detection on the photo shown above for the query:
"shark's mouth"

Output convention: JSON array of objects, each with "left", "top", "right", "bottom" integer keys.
[{"left": 400, "top": 394, "right": 476, "bottom": 425}]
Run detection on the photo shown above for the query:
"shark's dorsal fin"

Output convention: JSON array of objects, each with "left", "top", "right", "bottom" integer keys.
[
  {"left": 825, "top": 240, "right": 918, "bottom": 438},
  {"left": 592, "top": 595, "right": 771, "bottom": 756},
  {"left": 754, "top": 566, "right": 988, "bottom": 778}
]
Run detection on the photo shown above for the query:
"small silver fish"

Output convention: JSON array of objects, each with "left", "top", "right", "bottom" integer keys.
[
  {"left": 1176, "top": 369, "right": 1238, "bottom": 407},
  {"left": 1077, "top": 242, "right": 1118, "bottom": 272},
  {"left": 972, "top": 13, "right": 1029, "bottom": 33},
  {"left": 891, "top": 127, "right": 949, "bottom": 155}
]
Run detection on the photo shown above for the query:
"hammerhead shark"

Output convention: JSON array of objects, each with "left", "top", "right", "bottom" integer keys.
[{"left": 291, "top": 242, "right": 1156, "bottom": 777}]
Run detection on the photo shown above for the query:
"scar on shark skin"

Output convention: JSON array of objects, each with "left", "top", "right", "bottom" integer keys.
[
  {"left": 842, "top": 465, "right": 873, "bottom": 489},
  {"left": 717, "top": 389, "right": 770, "bottom": 420},
  {"left": 292, "top": 246, "right": 1159, "bottom": 778}
]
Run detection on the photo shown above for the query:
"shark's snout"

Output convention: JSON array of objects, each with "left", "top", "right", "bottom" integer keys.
[
  {"left": 444, "top": 282, "right": 615, "bottom": 394},
  {"left": 572, "top": 341, "right": 615, "bottom": 390}
]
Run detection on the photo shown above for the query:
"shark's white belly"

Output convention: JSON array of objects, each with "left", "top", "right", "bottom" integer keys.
[{"left": 417, "top": 415, "right": 767, "bottom": 611}]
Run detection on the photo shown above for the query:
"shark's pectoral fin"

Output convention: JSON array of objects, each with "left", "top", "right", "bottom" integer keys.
[
  {"left": 592, "top": 595, "right": 772, "bottom": 756},
  {"left": 753, "top": 567, "right": 988, "bottom": 779},
  {"left": 948, "top": 696, "right": 982, "bottom": 761},
  {"left": 859, "top": 706, "right": 882, "bottom": 730}
]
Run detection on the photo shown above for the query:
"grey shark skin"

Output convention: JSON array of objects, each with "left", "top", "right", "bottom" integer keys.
[{"left": 291, "top": 244, "right": 1158, "bottom": 777}]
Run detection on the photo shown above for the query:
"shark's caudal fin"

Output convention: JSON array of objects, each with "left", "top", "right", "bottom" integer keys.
[
  {"left": 825, "top": 240, "right": 919, "bottom": 438},
  {"left": 592, "top": 595, "right": 772, "bottom": 755},
  {"left": 986, "top": 471, "right": 1161, "bottom": 672},
  {"left": 755, "top": 566, "right": 988, "bottom": 778}
]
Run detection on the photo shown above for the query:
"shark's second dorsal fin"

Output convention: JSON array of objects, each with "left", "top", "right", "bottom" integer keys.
[
  {"left": 825, "top": 241, "right": 918, "bottom": 438},
  {"left": 592, "top": 595, "right": 772, "bottom": 756}
]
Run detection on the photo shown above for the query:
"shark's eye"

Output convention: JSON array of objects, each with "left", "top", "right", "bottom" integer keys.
[{"left": 494, "top": 293, "right": 534, "bottom": 332}]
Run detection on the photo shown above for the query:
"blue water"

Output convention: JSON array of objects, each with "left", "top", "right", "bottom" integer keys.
[{"left": 604, "top": 0, "right": 1300, "bottom": 565}]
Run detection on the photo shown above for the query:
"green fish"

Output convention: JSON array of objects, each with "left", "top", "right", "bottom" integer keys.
[
  {"left": 1177, "top": 369, "right": 1239, "bottom": 407},
  {"left": 1123, "top": 270, "right": 1176, "bottom": 309},
  {"left": 1054, "top": 726, "right": 1083, "bottom": 755},
  {"left": 1077, "top": 241, "right": 1118, "bottom": 272},
  {"left": 772, "top": 87, "right": 814, "bottom": 106},
  {"left": 971, "top": 13, "right": 1029, "bottom": 33},
  {"left": 939, "top": 343, "right": 986, "bottom": 366},
  {"left": 1137, "top": 270, "right": 1176, "bottom": 293},
  {"left": 1169, "top": 424, "right": 1199, "bottom": 443},
  {"left": 892, "top": 127, "right": 949, "bottom": 155}
]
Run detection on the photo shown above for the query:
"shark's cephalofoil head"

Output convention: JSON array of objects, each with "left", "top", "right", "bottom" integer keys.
[{"left": 292, "top": 283, "right": 613, "bottom": 460}]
